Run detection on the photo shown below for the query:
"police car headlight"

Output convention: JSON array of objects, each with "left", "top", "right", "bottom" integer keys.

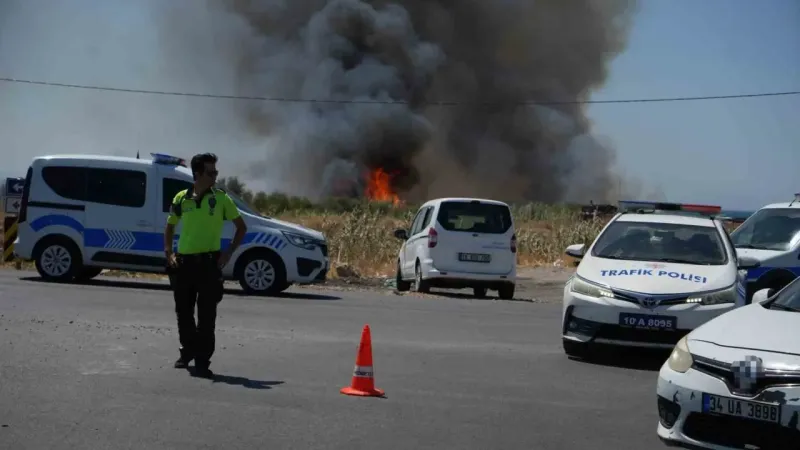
[
  {"left": 667, "top": 336, "right": 693, "bottom": 373},
  {"left": 570, "top": 276, "right": 614, "bottom": 298},
  {"left": 685, "top": 285, "right": 736, "bottom": 305},
  {"left": 282, "top": 231, "right": 318, "bottom": 250}
]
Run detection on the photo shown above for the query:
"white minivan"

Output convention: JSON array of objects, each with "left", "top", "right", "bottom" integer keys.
[
  {"left": 393, "top": 197, "right": 517, "bottom": 299},
  {"left": 13, "top": 153, "right": 329, "bottom": 295}
]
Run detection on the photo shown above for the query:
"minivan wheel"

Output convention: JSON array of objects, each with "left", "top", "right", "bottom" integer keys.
[
  {"left": 396, "top": 261, "right": 411, "bottom": 292},
  {"left": 414, "top": 262, "right": 430, "bottom": 293},
  {"left": 237, "top": 251, "right": 287, "bottom": 296},
  {"left": 34, "top": 239, "right": 81, "bottom": 282},
  {"left": 498, "top": 283, "right": 515, "bottom": 300}
]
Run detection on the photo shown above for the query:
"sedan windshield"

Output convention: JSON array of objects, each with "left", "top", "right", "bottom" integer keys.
[
  {"left": 227, "top": 192, "right": 260, "bottom": 217},
  {"left": 766, "top": 278, "right": 800, "bottom": 312},
  {"left": 591, "top": 221, "right": 728, "bottom": 265},
  {"left": 729, "top": 208, "right": 800, "bottom": 251}
]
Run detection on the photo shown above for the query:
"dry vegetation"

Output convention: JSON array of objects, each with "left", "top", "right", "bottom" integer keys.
[{"left": 1, "top": 185, "right": 605, "bottom": 279}]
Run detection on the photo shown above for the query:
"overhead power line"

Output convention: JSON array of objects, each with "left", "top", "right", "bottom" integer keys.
[{"left": 1, "top": 76, "right": 798, "bottom": 106}]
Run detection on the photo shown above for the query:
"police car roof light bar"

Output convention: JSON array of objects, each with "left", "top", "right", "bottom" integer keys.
[
  {"left": 791, "top": 193, "right": 800, "bottom": 206},
  {"left": 150, "top": 153, "right": 186, "bottom": 167},
  {"left": 618, "top": 200, "right": 721, "bottom": 216}
]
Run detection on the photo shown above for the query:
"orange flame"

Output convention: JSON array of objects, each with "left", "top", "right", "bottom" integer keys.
[{"left": 365, "top": 168, "right": 401, "bottom": 205}]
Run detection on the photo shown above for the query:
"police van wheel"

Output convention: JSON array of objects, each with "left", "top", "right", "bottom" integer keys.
[
  {"left": 33, "top": 237, "right": 82, "bottom": 282},
  {"left": 237, "top": 251, "right": 287, "bottom": 296}
]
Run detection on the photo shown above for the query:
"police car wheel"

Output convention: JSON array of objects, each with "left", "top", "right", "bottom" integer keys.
[
  {"left": 34, "top": 238, "right": 82, "bottom": 282},
  {"left": 237, "top": 251, "right": 287, "bottom": 295}
]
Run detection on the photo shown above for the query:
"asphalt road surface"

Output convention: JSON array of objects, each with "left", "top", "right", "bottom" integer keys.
[{"left": 0, "top": 270, "right": 669, "bottom": 449}]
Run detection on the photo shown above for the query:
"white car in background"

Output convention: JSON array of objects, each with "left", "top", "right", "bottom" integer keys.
[
  {"left": 393, "top": 197, "right": 517, "bottom": 299},
  {"left": 656, "top": 280, "right": 800, "bottom": 449},
  {"left": 561, "top": 201, "right": 760, "bottom": 357}
]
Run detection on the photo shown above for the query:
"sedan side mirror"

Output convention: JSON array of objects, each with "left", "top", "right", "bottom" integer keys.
[
  {"left": 737, "top": 256, "right": 760, "bottom": 270},
  {"left": 752, "top": 288, "right": 774, "bottom": 304},
  {"left": 565, "top": 244, "right": 586, "bottom": 259},
  {"left": 393, "top": 229, "right": 408, "bottom": 240}
]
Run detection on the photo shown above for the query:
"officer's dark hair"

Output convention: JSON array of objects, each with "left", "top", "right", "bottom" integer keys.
[{"left": 190, "top": 153, "right": 218, "bottom": 180}]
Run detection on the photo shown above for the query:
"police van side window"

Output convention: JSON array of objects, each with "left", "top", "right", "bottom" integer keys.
[
  {"left": 86, "top": 168, "right": 147, "bottom": 208},
  {"left": 41, "top": 166, "right": 89, "bottom": 201},
  {"left": 162, "top": 178, "right": 193, "bottom": 212}
]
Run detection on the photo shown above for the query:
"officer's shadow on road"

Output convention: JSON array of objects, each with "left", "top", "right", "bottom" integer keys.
[
  {"left": 21, "top": 276, "right": 341, "bottom": 301},
  {"left": 188, "top": 368, "right": 285, "bottom": 390}
]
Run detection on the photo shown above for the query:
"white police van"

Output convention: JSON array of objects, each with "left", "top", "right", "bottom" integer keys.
[
  {"left": 12, "top": 153, "right": 329, "bottom": 295},
  {"left": 392, "top": 197, "right": 517, "bottom": 299},
  {"left": 728, "top": 193, "right": 800, "bottom": 302},
  {"left": 561, "top": 201, "right": 760, "bottom": 358}
]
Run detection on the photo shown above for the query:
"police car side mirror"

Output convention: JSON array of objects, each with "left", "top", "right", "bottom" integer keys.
[
  {"left": 737, "top": 256, "right": 760, "bottom": 270},
  {"left": 393, "top": 229, "right": 408, "bottom": 240},
  {"left": 565, "top": 244, "right": 586, "bottom": 259},
  {"left": 752, "top": 288, "right": 774, "bottom": 304}
]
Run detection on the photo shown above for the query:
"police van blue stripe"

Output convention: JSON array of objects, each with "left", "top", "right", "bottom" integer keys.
[{"left": 29, "top": 214, "right": 290, "bottom": 253}]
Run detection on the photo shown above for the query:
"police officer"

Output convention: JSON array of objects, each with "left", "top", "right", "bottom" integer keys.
[{"left": 164, "top": 152, "right": 247, "bottom": 378}]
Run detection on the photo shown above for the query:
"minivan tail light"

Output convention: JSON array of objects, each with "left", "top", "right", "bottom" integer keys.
[
  {"left": 427, "top": 227, "right": 438, "bottom": 248},
  {"left": 510, "top": 234, "right": 517, "bottom": 253}
]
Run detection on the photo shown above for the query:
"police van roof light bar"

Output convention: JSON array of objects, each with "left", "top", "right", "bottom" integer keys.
[
  {"left": 618, "top": 200, "right": 721, "bottom": 216},
  {"left": 150, "top": 153, "right": 186, "bottom": 167}
]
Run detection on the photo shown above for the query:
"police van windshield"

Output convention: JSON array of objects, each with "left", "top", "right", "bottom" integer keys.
[
  {"left": 729, "top": 208, "right": 800, "bottom": 251},
  {"left": 591, "top": 221, "right": 728, "bottom": 265}
]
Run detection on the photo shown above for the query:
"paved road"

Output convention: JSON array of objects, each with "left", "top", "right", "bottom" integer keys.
[{"left": 0, "top": 270, "right": 668, "bottom": 449}]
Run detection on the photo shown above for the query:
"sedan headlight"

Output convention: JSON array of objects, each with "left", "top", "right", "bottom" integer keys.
[
  {"left": 667, "top": 336, "right": 693, "bottom": 373},
  {"left": 282, "top": 231, "right": 319, "bottom": 250},
  {"left": 685, "top": 284, "right": 736, "bottom": 305},
  {"left": 570, "top": 276, "right": 614, "bottom": 298}
]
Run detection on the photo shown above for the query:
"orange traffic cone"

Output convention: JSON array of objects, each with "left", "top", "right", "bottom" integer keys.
[{"left": 340, "top": 324, "right": 385, "bottom": 397}]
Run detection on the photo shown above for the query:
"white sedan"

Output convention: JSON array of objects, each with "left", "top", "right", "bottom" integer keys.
[{"left": 656, "top": 282, "right": 800, "bottom": 449}]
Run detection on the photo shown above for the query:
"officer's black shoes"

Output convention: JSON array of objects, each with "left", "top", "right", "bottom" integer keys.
[{"left": 174, "top": 357, "right": 192, "bottom": 369}]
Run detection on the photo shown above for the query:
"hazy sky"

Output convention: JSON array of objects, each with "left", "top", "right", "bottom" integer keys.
[{"left": 0, "top": 0, "right": 797, "bottom": 211}]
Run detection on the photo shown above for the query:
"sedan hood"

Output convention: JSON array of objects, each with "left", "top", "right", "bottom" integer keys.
[
  {"left": 688, "top": 303, "right": 800, "bottom": 356},
  {"left": 577, "top": 257, "right": 733, "bottom": 294}
]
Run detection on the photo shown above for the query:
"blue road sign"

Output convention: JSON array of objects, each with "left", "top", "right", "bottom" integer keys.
[{"left": 4, "top": 177, "right": 24, "bottom": 197}]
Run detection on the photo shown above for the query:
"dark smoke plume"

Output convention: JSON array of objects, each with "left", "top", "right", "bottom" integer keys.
[{"left": 217, "top": 0, "right": 638, "bottom": 203}]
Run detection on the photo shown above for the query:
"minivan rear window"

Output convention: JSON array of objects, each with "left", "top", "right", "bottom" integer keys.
[{"left": 436, "top": 201, "right": 513, "bottom": 234}]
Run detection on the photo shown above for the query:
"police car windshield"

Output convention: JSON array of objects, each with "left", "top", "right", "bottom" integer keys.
[
  {"left": 729, "top": 208, "right": 800, "bottom": 251},
  {"left": 227, "top": 192, "right": 260, "bottom": 217},
  {"left": 591, "top": 221, "right": 727, "bottom": 265}
]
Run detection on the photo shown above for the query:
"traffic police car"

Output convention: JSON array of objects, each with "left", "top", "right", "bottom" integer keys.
[
  {"left": 12, "top": 152, "right": 329, "bottom": 295},
  {"left": 561, "top": 201, "right": 761, "bottom": 357},
  {"left": 729, "top": 193, "right": 800, "bottom": 302}
]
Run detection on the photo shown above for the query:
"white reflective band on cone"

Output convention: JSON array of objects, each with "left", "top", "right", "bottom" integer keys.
[{"left": 353, "top": 365, "right": 374, "bottom": 378}]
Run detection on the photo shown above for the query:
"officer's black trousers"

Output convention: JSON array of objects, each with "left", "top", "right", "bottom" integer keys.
[{"left": 170, "top": 251, "right": 224, "bottom": 367}]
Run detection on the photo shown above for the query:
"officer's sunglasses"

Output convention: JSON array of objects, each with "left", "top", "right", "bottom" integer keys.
[{"left": 204, "top": 169, "right": 219, "bottom": 177}]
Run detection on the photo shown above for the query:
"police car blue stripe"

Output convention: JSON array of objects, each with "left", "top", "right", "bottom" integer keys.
[{"left": 27, "top": 214, "right": 302, "bottom": 254}]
